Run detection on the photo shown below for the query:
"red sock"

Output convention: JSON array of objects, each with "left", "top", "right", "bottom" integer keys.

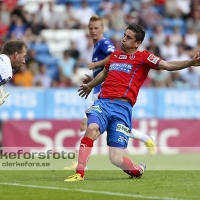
[
  {"left": 119, "top": 157, "right": 142, "bottom": 178},
  {"left": 76, "top": 136, "right": 93, "bottom": 178}
]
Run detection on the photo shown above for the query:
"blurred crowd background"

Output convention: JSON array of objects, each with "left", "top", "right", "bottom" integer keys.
[{"left": 0, "top": 0, "right": 200, "bottom": 89}]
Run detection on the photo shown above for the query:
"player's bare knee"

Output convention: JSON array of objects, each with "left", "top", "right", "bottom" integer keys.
[
  {"left": 80, "top": 118, "right": 87, "bottom": 132},
  {"left": 85, "top": 123, "right": 100, "bottom": 140}
]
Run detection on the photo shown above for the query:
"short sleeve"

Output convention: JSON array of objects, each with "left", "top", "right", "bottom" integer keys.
[
  {"left": 143, "top": 50, "right": 161, "bottom": 70},
  {"left": 101, "top": 39, "right": 115, "bottom": 56}
]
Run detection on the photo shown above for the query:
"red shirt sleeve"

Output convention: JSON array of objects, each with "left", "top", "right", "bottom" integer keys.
[{"left": 143, "top": 50, "right": 161, "bottom": 70}]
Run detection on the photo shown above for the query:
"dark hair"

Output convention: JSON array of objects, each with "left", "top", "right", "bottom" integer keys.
[
  {"left": 2, "top": 40, "right": 27, "bottom": 55},
  {"left": 126, "top": 24, "right": 145, "bottom": 42}
]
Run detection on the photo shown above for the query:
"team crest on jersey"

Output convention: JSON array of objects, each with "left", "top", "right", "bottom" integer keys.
[
  {"left": 129, "top": 54, "right": 135, "bottom": 60},
  {"left": 119, "top": 55, "right": 127, "bottom": 59},
  {"left": 147, "top": 54, "right": 159, "bottom": 64}
]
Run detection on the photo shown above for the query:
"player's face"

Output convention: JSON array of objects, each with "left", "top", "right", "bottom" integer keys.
[
  {"left": 121, "top": 29, "right": 141, "bottom": 53},
  {"left": 88, "top": 21, "right": 104, "bottom": 42},
  {"left": 12, "top": 46, "right": 27, "bottom": 70}
]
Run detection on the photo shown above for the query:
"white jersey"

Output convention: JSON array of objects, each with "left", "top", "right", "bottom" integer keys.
[{"left": 0, "top": 54, "right": 13, "bottom": 85}]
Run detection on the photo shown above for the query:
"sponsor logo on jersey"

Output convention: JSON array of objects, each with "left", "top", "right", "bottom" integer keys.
[
  {"left": 88, "top": 105, "right": 102, "bottom": 113},
  {"left": 0, "top": 56, "right": 3, "bottom": 62},
  {"left": 114, "top": 54, "right": 118, "bottom": 58},
  {"left": 147, "top": 54, "right": 159, "bottom": 64},
  {"left": 129, "top": 54, "right": 135, "bottom": 60},
  {"left": 110, "top": 63, "right": 133, "bottom": 74},
  {"left": 119, "top": 55, "right": 127, "bottom": 59},
  {"left": 116, "top": 124, "right": 130, "bottom": 135}
]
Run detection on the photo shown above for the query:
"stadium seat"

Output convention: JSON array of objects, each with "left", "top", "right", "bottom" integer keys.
[{"left": 30, "top": 43, "right": 50, "bottom": 55}]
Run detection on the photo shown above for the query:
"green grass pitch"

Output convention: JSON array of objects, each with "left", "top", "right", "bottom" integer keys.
[{"left": 0, "top": 154, "right": 200, "bottom": 200}]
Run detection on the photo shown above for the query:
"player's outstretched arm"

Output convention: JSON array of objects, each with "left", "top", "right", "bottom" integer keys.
[
  {"left": 78, "top": 68, "right": 108, "bottom": 99},
  {"left": 158, "top": 52, "right": 200, "bottom": 71},
  {"left": 0, "top": 86, "right": 10, "bottom": 106},
  {"left": 88, "top": 55, "right": 110, "bottom": 70}
]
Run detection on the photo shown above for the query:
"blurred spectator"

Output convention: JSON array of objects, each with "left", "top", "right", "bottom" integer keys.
[
  {"left": 28, "top": 13, "right": 44, "bottom": 35},
  {"left": 61, "top": 1, "right": 79, "bottom": 29},
  {"left": 131, "top": 0, "right": 141, "bottom": 11},
  {"left": 8, "top": 15, "right": 26, "bottom": 39},
  {"left": 34, "top": 3, "right": 48, "bottom": 29},
  {"left": 75, "top": 0, "right": 95, "bottom": 28},
  {"left": 79, "top": 34, "right": 93, "bottom": 66},
  {"left": 43, "top": 1, "right": 61, "bottom": 29},
  {"left": 186, "top": 10, "right": 200, "bottom": 34},
  {"left": 0, "top": 2, "right": 11, "bottom": 26},
  {"left": 0, "top": 15, "right": 8, "bottom": 45},
  {"left": 70, "top": 65, "right": 91, "bottom": 87},
  {"left": 98, "top": 0, "right": 113, "bottom": 16},
  {"left": 26, "top": 49, "right": 40, "bottom": 75},
  {"left": 146, "top": 37, "right": 161, "bottom": 57},
  {"left": 176, "top": 0, "right": 191, "bottom": 19},
  {"left": 165, "top": 0, "right": 180, "bottom": 18},
  {"left": 33, "top": 63, "right": 52, "bottom": 88},
  {"left": 120, "top": 0, "right": 132, "bottom": 15},
  {"left": 125, "top": 11, "right": 139, "bottom": 25},
  {"left": 182, "top": 67, "right": 200, "bottom": 88},
  {"left": 159, "top": 36, "right": 178, "bottom": 60},
  {"left": 109, "top": 2, "right": 126, "bottom": 31},
  {"left": 151, "top": 70, "right": 169, "bottom": 87},
  {"left": 2, "top": 0, "right": 17, "bottom": 11},
  {"left": 170, "top": 71, "right": 190, "bottom": 88},
  {"left": 51, "top": 74, "right": 71, "bottom": 88},
  {"left": 184, "top": 27, "right": 198, "bottom": 49},
  {"left": 153, "top": 0, "right": 165, "bottom": 15},
  {"left": 58, "top": 50, "right": 76, "bottom": 80},
  {"left": 12, "top": 64, "right": 34, "bottom": 87},
  {"left": 69, "top": 40, "right": 80, "bottom": 60},
  {"left": 152, "top": 25, "right": 166, "bottom": 46},
  {"left": 139, "top": 0, "right": 164, "bottom": 29},
  {"left": 168, "top": 44, "right": 191, "bottom": 75},
  {"left": 170, "top": 26, "right": 182, "bottom": 45}
]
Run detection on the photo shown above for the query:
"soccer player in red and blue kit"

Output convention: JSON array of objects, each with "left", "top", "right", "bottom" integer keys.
[
  {"left": 65, "top": 15, "right": 155, "bottom": 170},
  {"left": 65, "top": 23, "right": 200, "bottom": 181}
]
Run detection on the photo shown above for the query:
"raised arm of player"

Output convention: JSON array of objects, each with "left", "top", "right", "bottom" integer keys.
[
  {"left": 158, "top": 52, "right": 200, "bottom": 71},
  {"left": 87, "top": 55, "right": 110, "bottom": 70},
  {"left": 78, "top": 68, "right": 108, "bottom": 99}
]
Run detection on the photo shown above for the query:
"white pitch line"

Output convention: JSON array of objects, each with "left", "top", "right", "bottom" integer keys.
[{"left": 0, "top": 182, "right": 183, "bottom": 200}]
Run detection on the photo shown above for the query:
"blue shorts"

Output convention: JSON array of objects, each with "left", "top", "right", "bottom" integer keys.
[{"left": 86, "top": 98, "right": 132, "bottom": 149}]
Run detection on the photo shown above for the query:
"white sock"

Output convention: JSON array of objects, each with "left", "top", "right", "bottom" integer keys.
[
  {"left": 79, "top": 131, "right": 85, "bottom": 137},
  {"left": 129, "top": 128, "right": 150, "bottom": 143}
]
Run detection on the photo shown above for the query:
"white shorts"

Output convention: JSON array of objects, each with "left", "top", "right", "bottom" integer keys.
[{"left": 83, "top": 92, "right": 99, "bottom": 118}]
